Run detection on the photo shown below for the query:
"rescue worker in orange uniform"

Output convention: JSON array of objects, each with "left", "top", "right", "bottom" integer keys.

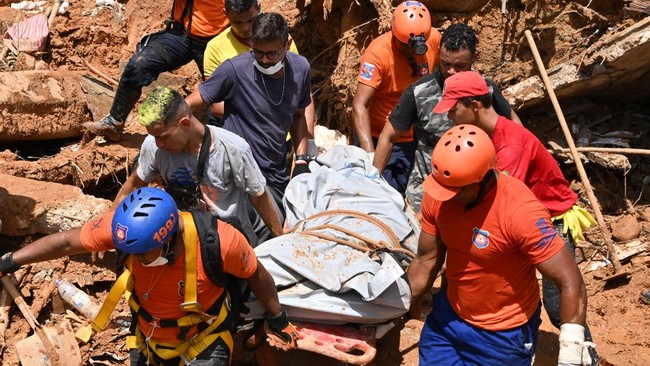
[
  {"left": 352, "top": 1, "right": 441, "bottom": 194},
  {"left": 0, "top": 188, "right": 297, "bottom": 365},
  {"left": 409, "top": 125, "right": 592, "bottom": 365}
]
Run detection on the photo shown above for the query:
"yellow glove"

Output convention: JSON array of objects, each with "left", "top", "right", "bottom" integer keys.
[{"left": 552, "top": 205, "right": 596, "bottom": 242}]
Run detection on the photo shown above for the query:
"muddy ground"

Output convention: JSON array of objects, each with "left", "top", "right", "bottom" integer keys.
[{"left": 0, "top": 0, "right": 649, "bottom": 365}]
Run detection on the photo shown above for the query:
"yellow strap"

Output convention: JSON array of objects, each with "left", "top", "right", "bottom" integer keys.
[
  {"left": 126, "top": 335, "right": 139, "bottom": 350},
  {"left": 92, "top": 256, "right": 134, "bottom": 332},
  {"left": 132, "top": 295, "right": 232, "bottom": 362},
  {"left": 180, "top": 212, "right": 200, "bottom": 313},
  {"left": 125, "top": 295, "right": 211, "bottom": 327}
]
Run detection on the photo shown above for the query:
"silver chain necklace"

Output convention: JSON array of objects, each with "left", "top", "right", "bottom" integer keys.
[{"left": 260, "top": 69, "right": 286, "bottom": 106}]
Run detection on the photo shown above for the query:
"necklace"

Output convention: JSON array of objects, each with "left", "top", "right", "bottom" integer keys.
[
  {"left": 260, "top": 69, "right": 286, "bottom": 106},
  {"left": 142, "top": 266, "right": 165, "bottom": 300},
  {"left": 142, "top": 265, "right": 166, "bottom": 300}
]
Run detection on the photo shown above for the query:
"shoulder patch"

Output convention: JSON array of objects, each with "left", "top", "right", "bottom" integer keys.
[
  {"left": 472, "top": 227, "right": 490, "bottom": 249},
  {"left": 360, "top": 62, "right": 376, "bottom": 81},
  {"left": 535, "top": 218, "right": 556, "bottom": 248},
  {"left": 417, "top": 63, "right": 430, "bottom": 77}
]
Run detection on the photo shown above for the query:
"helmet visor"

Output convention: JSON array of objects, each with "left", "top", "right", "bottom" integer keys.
[{"left": 422, "top": 174, "right": 461, "bottom": 202}]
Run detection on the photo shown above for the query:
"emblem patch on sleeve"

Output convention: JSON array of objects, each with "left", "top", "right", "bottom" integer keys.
[
  {"left": 360, "top": 62, "right": 376, "bottom": 81},
  {"left": 472, "top": 227, "right": 490, "bottom": 249}
]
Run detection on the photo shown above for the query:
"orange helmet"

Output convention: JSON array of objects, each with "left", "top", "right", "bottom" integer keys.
[
  {"left": 391, "top": 1, "right": 432, "bottom": 44},
  {"left": 422, "top": 125, "right": 496, "bottom": 201}
]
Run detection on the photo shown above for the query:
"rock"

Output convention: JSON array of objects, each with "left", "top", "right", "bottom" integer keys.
[
  {"left": 611, "top": 214, "right": 641, "bottom": 242},
  {"left": 0, "top": 71, "right": 90, "bottom": 140},
  {"left": 504, "top": 17, "right": 650, "bottom": 111},
  {"left": 34, "top": 60, "right": 49, "bottom": 70}
]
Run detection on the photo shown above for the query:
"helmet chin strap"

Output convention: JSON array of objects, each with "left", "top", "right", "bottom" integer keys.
[
  {"left": 162, "top": 232, "right": 179, "bottom": 265},
  {"left": 465, "top": 170, "right": 496, "bottom": 211}
]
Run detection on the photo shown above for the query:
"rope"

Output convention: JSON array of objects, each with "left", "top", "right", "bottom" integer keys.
[{"left": 290, "top": 209, "right": 415, "bottom": 258}]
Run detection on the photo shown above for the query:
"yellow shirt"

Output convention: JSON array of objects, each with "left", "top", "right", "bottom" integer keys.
[{"left": 203, "top": 27, "right": 300, "bottom": 78}]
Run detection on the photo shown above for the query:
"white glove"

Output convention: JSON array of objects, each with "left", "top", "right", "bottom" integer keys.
[{"left": 558, "top": 323, "right": 595, "bottom": 366}]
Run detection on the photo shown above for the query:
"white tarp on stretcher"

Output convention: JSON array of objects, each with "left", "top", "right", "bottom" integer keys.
[{"left": 246, "top": 145, "right": 419, "bottom": 324}]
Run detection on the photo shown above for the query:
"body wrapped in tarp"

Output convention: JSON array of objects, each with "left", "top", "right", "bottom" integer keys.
[{"left": 246, "top": 145, "right": 419, "bottom": 325}]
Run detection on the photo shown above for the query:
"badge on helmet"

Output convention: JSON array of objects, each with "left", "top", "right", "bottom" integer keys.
[{"left": 392, "top": 2, "right": 432, "bottom": 55}]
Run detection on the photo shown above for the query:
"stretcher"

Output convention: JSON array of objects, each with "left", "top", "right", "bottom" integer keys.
[
  {"left": 294, "top": 321, "right": 377, "bottom": 365},
  {"left": 248, "top": 146, "right": 419, "bottom": 364}
]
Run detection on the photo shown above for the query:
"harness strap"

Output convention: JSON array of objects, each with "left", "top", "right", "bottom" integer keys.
[
  {"left": 181, "top": 212, "right": 201, "bottom": 313},
  {"left": 127, "top": 295, "right": 212, "bottom": 328},
  {"left": 196, "top": 125, "right": 211, "bottom": 193},
  {"left": 92, "top": 257, "right": 134, "bottom": 332},
  {"left": 178, "top": 0, "right": 195, "bottom": 38},
  {"left": 126, "top": 294, "right": 233, "bottom": 365}
]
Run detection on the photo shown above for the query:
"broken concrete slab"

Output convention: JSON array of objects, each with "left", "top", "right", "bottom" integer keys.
[
  {"left": 0, "top": 71, "right": 91, "bottom": 141},
  {"left": 0, "top": 173, "right": 111, "bottom": 236},
  {"left": 505, "top": 17, "right": 650, "bottom": 109}
]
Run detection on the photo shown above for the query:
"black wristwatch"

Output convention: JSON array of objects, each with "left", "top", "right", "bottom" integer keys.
[{"left": 295, "top": 154, "right": 310, "bottom": 162}]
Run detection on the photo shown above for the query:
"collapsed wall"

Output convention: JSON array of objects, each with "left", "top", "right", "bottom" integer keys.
[{"left": 504, "top": 17, "right": 650, "bottom": 109}]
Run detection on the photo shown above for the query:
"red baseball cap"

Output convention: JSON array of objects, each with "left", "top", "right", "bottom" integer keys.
[{"left": 432, "top": 71, "right": 490, "bottom": 114}]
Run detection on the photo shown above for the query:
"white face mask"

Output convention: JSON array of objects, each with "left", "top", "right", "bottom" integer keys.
[
  {"left": 142, "top": 256, "right": 169, "bottom": 267},
  {"left": 253, "top": 59, "right": 284, "bottom": 75}
]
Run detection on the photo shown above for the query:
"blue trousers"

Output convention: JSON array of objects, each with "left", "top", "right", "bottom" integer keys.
[
  {"left": 372, "top": 138, "right": 416, "bottom": 196},
  {"left": 419, "top": 291, "right": 541, "bottom": 366}
]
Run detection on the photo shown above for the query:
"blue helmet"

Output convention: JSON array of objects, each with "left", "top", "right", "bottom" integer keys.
[{"left": 112, "top": 187, "right": 179, "bottom": 254}]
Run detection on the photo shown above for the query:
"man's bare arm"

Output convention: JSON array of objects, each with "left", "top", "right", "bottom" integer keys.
[
  {"left": 304, "top": 94, "right": 316, "bottom": 136},
  {"left": 290, "top": 108, "right": 311, "bottom": 156},
  {"left": 246, "top": 261, "right": 283, "bottom": 317},
  {"left": 185, "top": 88, "right": 208, "bottom": 112},
  {"left": 352, "top": 83, "right": 377, "bottom": 152},
  {"left": 249, "top": 190, "right": 283, "bottom": 238},
  {"left": 407, "top": 230, "right": 446, "bottom": 319},
  {"left": 112, "top": 172, "right": 148, "bottom": 211},
  {"left": 374, "top": 122, "right": 405, "bottom": 173},
  {"left": 536, "top": 246, "right": 587, "bottom": 325},
  {"left": 12, "top": 229, "right": 88, "bottom": 266}
]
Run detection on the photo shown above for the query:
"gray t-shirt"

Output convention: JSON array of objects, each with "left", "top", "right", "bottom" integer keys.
[{"left": 137, "top": 125, "right": 265, "bottom": 245}]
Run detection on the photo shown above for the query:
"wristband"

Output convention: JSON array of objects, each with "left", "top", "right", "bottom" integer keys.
[
  {"left": 0, "top": 252, "right": 21, "bottom": 275},
  {"left": 295, "top": 154, "right": 310, "bottom": 163},
  {"left": 264, "top": 308, "right": 289, "bottom": 331}
]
